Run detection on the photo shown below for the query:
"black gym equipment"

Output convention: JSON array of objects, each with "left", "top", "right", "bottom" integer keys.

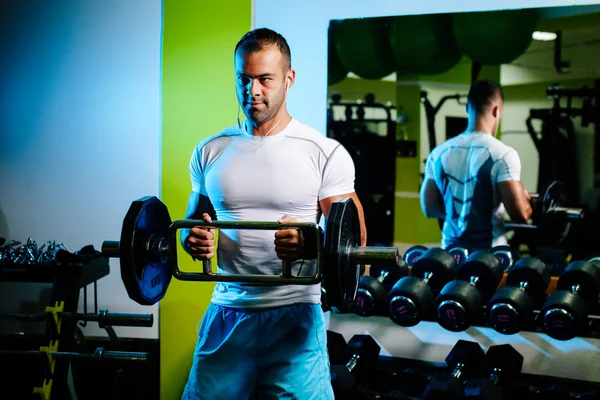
[
  {"left": 351, "top": 259, "right": 409, "bottom": 316},
  {"left": 387, "top": 248, "right": 458, "bottom": 327},
  {"left": 446, "top": 243, "right": 473, "bottom": 267},
  {"left": 330, "top": 334, "right": 381, "bottom": 392},
  {"left": 435, "top": 251, "right": 504, "bottom": 332},
  {"left": 489, "top": 245, "right": 520, "bottom": 271},
  {"left": 504, "top": 181, "right": 584, "bottom": 245},
  {"left": 526, "top": 83, "right": 600, "bottom": 203},
  {"left": 463, "top": 344, "right": 524, "bottom": 400},
  {"left": 0, "top": 308, "right": 154, "bottom": 329},
  {"left": 487, "top": 257, "right": 551, "bottom": 335},
  {"left": 327, "top": 330, "right": 350, "bottom": 366},
  {"left": 403, "top": 245, "right": 428, "bottom": 267},
  {"left": 420, "top": 90, "right": 468, "bottom": 153},
  {"left": 540, "top": 257, "right": 600, "bottom": 340},
  {"left": 102, "top": 197, "right": 400, "bottom": 312},
  {"left": 422, "top": 340, "right": 486, "bottom": 400},
  {"left": 327, "top": 92, "right": 397, "bottom": 247}
]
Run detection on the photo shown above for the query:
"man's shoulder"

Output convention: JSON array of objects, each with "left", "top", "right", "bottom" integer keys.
[
  {"left": 195, "top": 125, "right": 241, "bottom": 151},
  {"left": 485, "top": 135, "right": 518, "bottom": 161},
  {"left": 286, "top": 119, "right": 342, "bottom": 156}
]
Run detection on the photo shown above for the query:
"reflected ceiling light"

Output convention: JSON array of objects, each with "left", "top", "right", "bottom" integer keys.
[{"left": 532, "top": 31, "right": 558, "bottom": 41}]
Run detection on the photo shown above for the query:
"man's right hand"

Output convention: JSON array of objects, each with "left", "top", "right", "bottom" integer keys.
[{"left": 185, "top": 213, "right": 215, "bottom": 260}]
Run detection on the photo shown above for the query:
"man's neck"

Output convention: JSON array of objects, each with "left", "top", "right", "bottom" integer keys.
[
  {"left": 466, "top": 118, "right": 493, "bottom": 135},
  {"left": 248, "top": 112, "right": 292, "bottom": 137}
]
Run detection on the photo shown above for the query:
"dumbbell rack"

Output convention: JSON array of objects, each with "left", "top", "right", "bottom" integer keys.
[
  {"left": 385, "top": 265, "right": 600, "bottom": 339},
  {"left": 0, "top": 257, "right": 110, "bottom": 399}
]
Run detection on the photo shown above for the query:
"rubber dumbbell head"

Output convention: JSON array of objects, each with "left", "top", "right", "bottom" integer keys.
[
  {"left": 446, "top": 243, "right": 473, "bottom": 266},
  {"left": 423, "top": 340, "right": 486, "bottom": 400},
  {"left": 327, "top": 330, "right": 348, "bottom": 365},
  {"left": 435, "top": 251, "right": 504, "bottom": 332},
  {"left": 403, "top": 245, "right": 428, "bottom": 267},
  {"left": 487, "top": 257, "right": 551, "bottom": 334},
  {"left": 541, "top": 259, "right": 600, "bottom": 340},
  {"left": 463, "top": 344, "right": 524, "bottom": 400},
  {"left": 351, "top": 259, "right": 408, "bottom": 316},
  {"left": 387, "top": 248, "right": 458, "bottom": 327},
  {"left": 490, "top": 245, "right": 520, "bottom": 271}
]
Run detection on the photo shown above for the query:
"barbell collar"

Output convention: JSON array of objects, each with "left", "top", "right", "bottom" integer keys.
[
  {"left": 348, "top": 246, "right": 399, "bottom": 265},
  {"left": 101, "top": 240, "right": 120, "bottom": 258}
]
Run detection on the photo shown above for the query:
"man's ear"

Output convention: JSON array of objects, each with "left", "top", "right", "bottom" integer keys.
[{"left": 491, "top": 105, "right": 500, "bottom": 118}]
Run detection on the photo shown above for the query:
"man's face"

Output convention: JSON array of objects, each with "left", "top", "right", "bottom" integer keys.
[{"left": 235, "top": 45, "right": 288, "bottom": 125}]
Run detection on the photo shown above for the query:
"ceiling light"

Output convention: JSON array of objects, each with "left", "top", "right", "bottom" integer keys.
[{"left": 532, "top": 31, "right": 557, "bottom": 41}]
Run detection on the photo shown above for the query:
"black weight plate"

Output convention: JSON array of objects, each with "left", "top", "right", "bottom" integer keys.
[
  {"left": 324, "top": 198, "right": 361, "bottom": 312},
  {"left": 403, "top": 245, "right": 428, "bottom": 267},
  {"left": 120, "top": 196, "right": 172, "bottom": 305},
  {"left": 490, "top": 245, "right": 520, "bottom": 271},
  {"left": 539, "top": 181, "right": 572, "bottom": 244}
]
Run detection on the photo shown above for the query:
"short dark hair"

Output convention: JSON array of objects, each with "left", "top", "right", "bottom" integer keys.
[
  {"left": 467, "top": 80, "right": 504, "bottom": 115},
  {"left": 234, "top": 28, "right": 291, "bottom": 70}
]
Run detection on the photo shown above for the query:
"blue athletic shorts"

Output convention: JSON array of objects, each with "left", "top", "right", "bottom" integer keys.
[{"left": 181, "top": 302, "right": 335, "bottom": 400}]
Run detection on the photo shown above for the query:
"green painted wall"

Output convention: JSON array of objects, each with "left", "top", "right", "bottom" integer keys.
[{"left": 160, "top": 1, "right": 251, "bottom": 398}]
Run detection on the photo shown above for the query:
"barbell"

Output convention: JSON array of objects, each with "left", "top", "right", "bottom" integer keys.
[
  {"left": 504, "top": 180, "right": 584, "bottom": 244},
  {"left": 102, "top": 196, "right": 400, "bottom": 311}
]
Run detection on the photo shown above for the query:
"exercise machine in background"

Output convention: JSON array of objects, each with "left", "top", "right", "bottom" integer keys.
[{"left": 327, "top": 93, "right": 396, "bottom": 246}]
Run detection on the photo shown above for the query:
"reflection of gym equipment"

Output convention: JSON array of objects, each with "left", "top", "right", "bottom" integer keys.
[
  {"left": 327, "top": 92, "right": 397, "bottom": 246},
  {"left": 420, "top": 90, "right": 468, "bottom": 153},
  {"left": 526, "top": 81, "right": 600, "bottom": 201}
]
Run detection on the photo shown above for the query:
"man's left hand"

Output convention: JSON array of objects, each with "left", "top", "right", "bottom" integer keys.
[{"left": 274, "top": 215, "right": 305, "bottom": 260}]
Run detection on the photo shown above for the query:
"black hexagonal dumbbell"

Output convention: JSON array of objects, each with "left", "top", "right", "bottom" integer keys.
[
  {"left": 463, "top": 344, "right": 524, "bottom": 400},
  {"left": 435, "top": 251, "right": 505, "bottom": 332},
  {"left": 487, "top": 257, "right": 551, "bottom": 334},
  {"left": 489, "top": 245, "right": 520, "bottom": 271},
  {"left": 330, "top": 334, "right": 381, "bottom": 392},
  {"left": 387, "top": 248, "right": 458, "bottom": 327},
  {"left": 422, "top": 340, "right": 486, "bottom": 400},
  {"left": 327, "top": 330, "right": 349, "bottom": 366},
  {"left": 350, "top": 260, "right": 409, "bottom": 316},
  {"left": 540, "top": 257, "right": 600, "bottom": 340}
]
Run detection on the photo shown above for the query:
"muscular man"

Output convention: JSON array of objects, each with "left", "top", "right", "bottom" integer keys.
[
  {"left": 180, "top": 28, "right": 366, "bottom": 400},
  {"left": 420, "top": 79, "right": 532, "bottom": 250}
]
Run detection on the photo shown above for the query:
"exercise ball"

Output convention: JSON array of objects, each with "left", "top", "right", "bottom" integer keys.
[
  {"left": 328, "top": 20, "right": 348, "bottom": 86},
  {"left": 335, "top": 17, "right": 396, "bottom": 80},
  {"left": 453, "top": 9, "right": 538, "bottom": 66},
  {"left": 389, "top": 13, "right": 462, "bottom": 75}
]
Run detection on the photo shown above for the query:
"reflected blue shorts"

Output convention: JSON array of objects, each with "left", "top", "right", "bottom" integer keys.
[{"left": 181, "top": 302, "right": 335, "bottom": 400}]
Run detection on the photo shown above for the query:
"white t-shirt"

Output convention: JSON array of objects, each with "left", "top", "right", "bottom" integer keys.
[
  {"left": 189, "top": 118, "right": 356, "bottom": 309},
  {"left": 423, "top": 131, "right": 521, "bottom": 250}
]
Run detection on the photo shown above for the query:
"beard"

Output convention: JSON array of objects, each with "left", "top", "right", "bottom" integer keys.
[{"left": 244, "top": 90, "right": 285, "bottom": 125}]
